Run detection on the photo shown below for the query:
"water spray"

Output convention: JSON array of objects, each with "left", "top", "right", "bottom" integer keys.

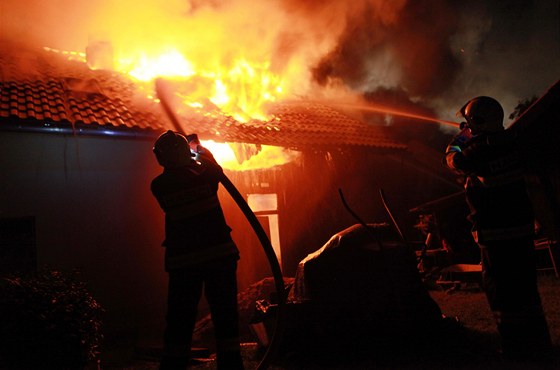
[{"left": 321, "top": 101, "right": 461, "bottom": 128}]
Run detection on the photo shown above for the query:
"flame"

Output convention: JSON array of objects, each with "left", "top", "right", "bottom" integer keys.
[
  {"left": 44, "top": 45, "right": 300, "bottom": 171},
  {"left": 121, "top": 50, "right": 196, "bottom": 81},
  {"left": 208, "top": 59, "right": 285, "bottom": 122},
  {"left": 201, "top": 141, "right": 300, "bottom": 171},
  {"left": 113, "top": 48, "right": 299, "bottom": 169},
  {"left": 108, "top": 48, "right": 286, "bottom": 122},
  {"left": 45, "top": 44, "right": 288, "bottom": 122}
]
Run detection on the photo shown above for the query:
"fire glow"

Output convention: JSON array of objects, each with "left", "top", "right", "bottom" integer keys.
[
  {"left": 202, "top": 141, "right": 301, "bottom": 171},
  {"left": 37, "top": 0, "right": 462, "bottom": 170},
  {"left": 123, "top": 50, "right": 196, "bottom": 81},
  {"left": 44, "top": 46, "right": 298, "bottom": 170},
  {"left": 117, "top": 51, "right": 285, "bottom": 123}
]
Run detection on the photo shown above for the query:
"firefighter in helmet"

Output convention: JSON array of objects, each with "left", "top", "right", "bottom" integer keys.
[
  {"left": 445, "top": 96, "right": 552, "bottom": 358},
  {"left": 151, "top": 130, "right": 244, "bottom": 369}
]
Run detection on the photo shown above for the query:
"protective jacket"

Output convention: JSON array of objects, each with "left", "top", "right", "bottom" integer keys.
[
  {"left": 446, "top": 131, "right": 534, "bottom": 243},
  {"left": 151, "top": 156, "right": 239, "bottom": 270}
]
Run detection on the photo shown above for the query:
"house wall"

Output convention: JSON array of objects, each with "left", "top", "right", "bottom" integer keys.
[
  {"left": 0, "top": 130, "right": 168, "bottom": 345},
  {"left": 280, "top": 149, "right": 460, "bottom": 274},
  {"left": 0, "top": 130, "right": 461, "bottom": 349},
  {"left": 224, "top": 147, "right": 459, "bottom": 279}
]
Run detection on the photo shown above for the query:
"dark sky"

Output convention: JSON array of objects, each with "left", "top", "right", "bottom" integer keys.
[{"left": 1, "top": 0, "right": 559, "bottom": 124}]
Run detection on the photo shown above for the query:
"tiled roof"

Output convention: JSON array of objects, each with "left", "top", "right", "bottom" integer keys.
[
  {"left": 0, "top": 42, "right": 406, "bottom": 151},
  {"left": 172, "top": 100, "right": 405, "bottom": 149},
  {"left": 0, "top": 78, "right": 165, "bottom": 137}
]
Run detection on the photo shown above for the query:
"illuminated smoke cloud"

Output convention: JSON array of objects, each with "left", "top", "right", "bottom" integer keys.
[{"left": 1, "top": 0, "right": 558, "bottom": 121}]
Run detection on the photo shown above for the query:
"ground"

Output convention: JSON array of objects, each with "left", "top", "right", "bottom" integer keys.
[{"left": 101, "top": 274, "right": 560, "bottom": 370}]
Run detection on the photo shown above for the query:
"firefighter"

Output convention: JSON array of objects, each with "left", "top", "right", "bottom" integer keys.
[
  {"left": 151, "top": 130, "right": 244, "bottom": 370},
  {"left": 445, "top": 96, "right": 552, "bottom": 358}
]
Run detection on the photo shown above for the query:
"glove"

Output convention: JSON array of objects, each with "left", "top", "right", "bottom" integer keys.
[
  {"left": 445, "top": 128, "right": 473, "bottom": 154},
  {"left": 461, "top": 139, "right": 489, "bottom": 159},
  {"left": 186, "top": 133, "right": 199, "bottom": 144}
]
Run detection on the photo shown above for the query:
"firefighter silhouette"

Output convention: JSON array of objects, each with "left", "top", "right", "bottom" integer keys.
[{"left": 152, "top": 131, "right": 244, "bottom": 369}]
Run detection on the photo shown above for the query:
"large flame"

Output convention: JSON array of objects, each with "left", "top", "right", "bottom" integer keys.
[
  {"left": 114, "top": 49, "right": 286, "bottom": 122},
  {"left": 37, "top": 1, "right": 433, "bottom": 171},
  {"left": 202, "top": 141, "right": 301, "bottom": 171},
  {"left": 43, "top": 44, "right": 301, "bottom": 170},
  {"left": 124, "top": 49, "right": 196, "bottom": 81},
  {"left": 118, "top": 48, "right": 302, "bottom": 170}
]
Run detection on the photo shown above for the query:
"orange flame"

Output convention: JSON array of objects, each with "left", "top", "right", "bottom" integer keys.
[
  {"left": 202, "top": 141, "right": 301, "bottom": 171},
  {"left": 112, "top": 49, "right": 286, "bottom": 122},
  {"left": 44, "top": 46, "right": 300, "bottom": 170},
  {"left": 122, "top": 50, "right": 196, "bottom": 81},
  {"left": 114, "top": 49, "right": 300, "bottom": 169}
]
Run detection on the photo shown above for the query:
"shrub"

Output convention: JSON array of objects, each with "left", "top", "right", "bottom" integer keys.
[{"left": 0, "top": 269, "right": 103, "bottom": 369}]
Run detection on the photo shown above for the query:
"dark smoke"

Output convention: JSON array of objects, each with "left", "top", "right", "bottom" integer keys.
[
  {"left": 311, "top": 0, "right": 461, "bottom": 98},
  {"left": 284, "top": 0, "right": 559, "bottom": 123}
]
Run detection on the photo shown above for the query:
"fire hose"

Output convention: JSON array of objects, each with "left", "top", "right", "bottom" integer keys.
[
  {"left": 155, "top": 78, "right": 286, "bottom": 370},
  {"left": 338, "top": 188, "right": 407, "bottom": 247},
  {"left": 338, "top": 188, "right": 408, "bottom": 328},
  {"left": 338, "top": 188, "right": 383, "bottom": 247}
]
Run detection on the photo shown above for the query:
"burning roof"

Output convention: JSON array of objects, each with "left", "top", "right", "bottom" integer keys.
[{"left": 0, "top": 41, "right": 406, "bottom": 152}]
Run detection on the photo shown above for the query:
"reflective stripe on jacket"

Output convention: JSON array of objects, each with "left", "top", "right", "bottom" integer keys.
[{"left": 446, "top": 132, "right": 535, "bottom": 243}]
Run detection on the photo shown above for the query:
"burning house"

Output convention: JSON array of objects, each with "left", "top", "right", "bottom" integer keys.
[
  {"left": 0, "top": 2, "right": 559, "bottom": 367},
  {"left": 0, "top": 39, "right": 464, "bottom": 346}
]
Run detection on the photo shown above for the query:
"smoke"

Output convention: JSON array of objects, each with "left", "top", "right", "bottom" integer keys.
[
  {"left": 308, "top": 0, "right": 460, "bottom": 98},
  {"left": 302, "top": 0, "right": 560, "bottom": 123},
  {"left": 1, "top": 0, "right": 558, "bottom": 122},
  {"left": 441, "top": 1, "right": 560, "bottom": 124},
  {"left": 0, "top": 0, "right": 95, "bottom": 50}
]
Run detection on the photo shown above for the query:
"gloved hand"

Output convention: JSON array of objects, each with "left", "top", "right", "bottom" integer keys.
[
  {"left": 461, "top": 138, "right": 489, "bottom": 159},
  {"left": 445, "top": 127, "right": 473, "bottom": 154},
  {"left": 186, "top": 133, "right": 200, "bottom": 152}
]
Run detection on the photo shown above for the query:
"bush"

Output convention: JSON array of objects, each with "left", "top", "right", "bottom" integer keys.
[{"left": 0, "top": 269, "right": 103, "bottom": 369}]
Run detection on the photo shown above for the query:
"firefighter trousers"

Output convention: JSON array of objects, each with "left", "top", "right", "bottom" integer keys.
[
  {"left": 480, "top": 237, "right": 552, "bottom": 356},
  {"left": 161, "top": 257, "right": 243, "bottom": 369}
]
